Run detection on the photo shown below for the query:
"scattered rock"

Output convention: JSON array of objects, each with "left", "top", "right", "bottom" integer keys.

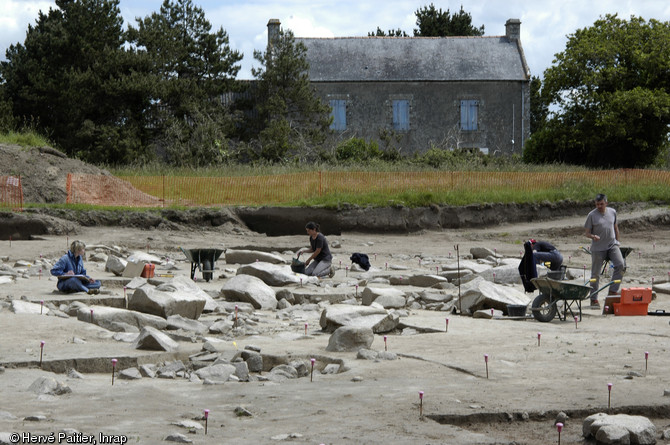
[
  {"left": 129, "top": 276, "right": 207, "bottom": 320},
  {"left": 195, "top": 363, "right": 236, "bottom": 383},
  {"left": 471, "top": 247, "right": 496, "bottom": 259},
  {"left": 326, "top": 326, "right": 374, "bottom": 352},
  {"left": 583, "top": 413, "right": 656, "bottom": 444},
  {"left": 408, "top": 274, "right": 448, "bottom": 287},
  {"left": 78, "top": 305, "right": 168, "bottom": 332},
  {"left": 236, "top": 262, "right": 316, "bottom": 287},
  {"left": 458, "top": 277, "right": 531, "bottom": 314},
  {"left": 231, "top": 361, "right": 250, "bottom": 382},
  {"left": 139, "top": 364, "right": 157, "bottom": 378},
  {"left": 171, "top": 420, "right": 203, "bottom": 431},
  {"left": 235, "top": 350, "right": 263, "bottom": 373},
  {"left": 555, "top": 412, "right": 568, "bottom": 425},
  {"left": 270, "top": 433, "right": 303, "bottom": 441},
  {"left": 356, "top": 348, "right": 379, "bottom": 360},
  {"left": 10, "top": 300, "right": 50, "bottom": 315},
  {"left": 67, "top": 369, "right": 85, "bottom": 379},
  {"left": 164, "top": 433, "right": 192, "bottom": 443},
  {"left": 24, "top": 415, "right": 48, "bottom": 421},
  {"left": 321, "top": 363, "right": 340, "bottom": 374},
  {"left": 376, "top": 351, "right": 397, "bottom": 360},
  {"left": 132, "top": 326, "right": 179, "bottom": 352},
  {"left": 269, "top": 364, "right": 298, "bottom": 380},
  {"left": 234, "top": 406, "right": 253, "bottom": 417},
  {"left": 220, "top": 274, "right": 277, "bottom": 310},
  {"left": 473, "top": 308, "right": 504, "bottom": 319},
  {"left": 166, "top": 314, "right": 208, "bottom": 333},
  {"left": 320, "top": 304, "right": 399, "bottom": 333},
  {"left": 28, "top": 376, "right": 71, "bottom": 396},
  {"left": 119, "top": 367, "right": 143, "bottom": 380},
  {"left": 361, "top": 287, "right": 406, "bottom": 308},
  {"left": 276, "top": 288, "right": 295, "bottom": 304},
  {"left": 225, "top": 250, "right": 286, "bottom": 265},
  {"left": 105, "top": 255, "right": 127, "bottom": 276}
]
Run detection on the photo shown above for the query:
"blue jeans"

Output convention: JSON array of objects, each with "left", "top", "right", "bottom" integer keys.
[
  {"left": 57, "top": 277, "right": 101, "bottom": 293},
  {"left": 534, "top": 250, "right": 563, "bottom": 271}
]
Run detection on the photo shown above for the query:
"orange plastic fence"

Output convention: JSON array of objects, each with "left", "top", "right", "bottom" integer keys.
[
  {"left": 0, "top": 175, "right": 23, "bottom": 211},
  {"left": 62, "top": 169, "right": 670, "bottom": 207},
  {"left": 66, "top": 173, "right": 163, "bottom": 207}
]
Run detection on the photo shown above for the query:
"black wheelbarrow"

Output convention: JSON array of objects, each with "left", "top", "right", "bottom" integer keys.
[
  {"left": 180, "top": 247, "right": 225, "bottom": 282},
  {"left": 530, "top": 277, "right": 621, "bottom": 322}
]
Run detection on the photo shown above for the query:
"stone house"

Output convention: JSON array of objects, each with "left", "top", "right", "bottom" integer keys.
[{"left": 267, "top": 18, "right": 531, "bottom": 155}]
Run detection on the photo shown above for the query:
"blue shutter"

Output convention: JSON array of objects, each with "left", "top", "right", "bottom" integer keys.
[
  {"left": 469, "top": 100, "right": 478, "bottom": 131},
  {"left": 460, "top": 100, "right": 478, "bottom": 131},
  {"left": 393, "top": 100, "right": 409, "bottom": 131},
  {"left": 330, "top": 100, "right": 346, "bottom": 131}
]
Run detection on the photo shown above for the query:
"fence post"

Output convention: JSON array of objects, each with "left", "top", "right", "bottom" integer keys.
[
  {"left": 162, "top": 175, "right": 166, "bottom": 208},
  {"left": 66, "top": 173, "right": 72, "bottom": 204},
  {"left": 18, "top": 175, "right": 23, "bottom": 211},
  {"left": 319, "top": 171, "right": 322, "bottom": 197}
]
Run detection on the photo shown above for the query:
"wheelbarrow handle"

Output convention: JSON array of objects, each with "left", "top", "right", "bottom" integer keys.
[{"left": 589, "top": 279, "right": 621, "bottom": 295}]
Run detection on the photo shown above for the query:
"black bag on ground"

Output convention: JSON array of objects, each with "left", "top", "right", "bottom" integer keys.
[
  {"left": 350, "top": 253, "right": 371, "bottom": 271},
  {"left": 291, "top": 257, "right": 305, "bottom": 274}
]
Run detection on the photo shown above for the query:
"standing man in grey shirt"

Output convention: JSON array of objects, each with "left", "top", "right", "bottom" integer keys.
[{"left": 584, "top": 193, "right": 624, "bottom": 308}]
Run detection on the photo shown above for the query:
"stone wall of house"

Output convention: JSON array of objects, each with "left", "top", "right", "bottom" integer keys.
[{"left": 314, "top": 80, "right": 530, "bottom": 156}]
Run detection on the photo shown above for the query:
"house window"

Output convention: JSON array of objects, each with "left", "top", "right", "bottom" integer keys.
[
  {"left": 460, "top": 99, "right": 479, "bottom": 131},
  {"left": 392, "top": 100, "right": 410, "bottom": 131},
  {"left": 330, "top": 100, "right": 346, "bottom": 131}
]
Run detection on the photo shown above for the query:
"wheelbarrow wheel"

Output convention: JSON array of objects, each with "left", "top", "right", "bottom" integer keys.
[
  {"left": 202, "top": 259, "right": 212, "bottom": 282},
  {"left": 532, "top": 293, "right": 557, "bottom": 322}
]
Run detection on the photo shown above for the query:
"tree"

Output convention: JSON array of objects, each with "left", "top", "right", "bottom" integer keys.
[
  {"left": 128, "top": 0, "right": 241, "bottom": 116},
  {"left": 529, "top": 76, "right": 549, "bottom": 134},
  {"left": 368, "top": 4, "right": 484, "bottom": 39},
  {"left": 524, "top": 15, "right": 670, "bottom": 167},
  {"left": 251, "top": 28, "right": 331, "bottom": 162},
  {"left": 367, "top": 27, "right": 409, "bottom": 37},
  {"left": 127, "top": 0, "right": 243, "bottom": 165},
  {"left": 413, "top": 4, "right": 484, "bottom": 37},
  {"left": 0, "top": 0, "right": 153, "bottom": 164}
]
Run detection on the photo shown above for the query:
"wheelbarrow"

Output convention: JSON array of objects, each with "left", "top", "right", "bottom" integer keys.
[
  {"left": 530, "top": 277, "right": 621, "bottom": 322},
  {"left": 180, "top": 247, "right": 225, "bottom": 282}
]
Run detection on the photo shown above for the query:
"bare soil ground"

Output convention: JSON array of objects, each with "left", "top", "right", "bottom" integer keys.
[{"left": 1, "top": 208, "right": 670, "bottom": 444}]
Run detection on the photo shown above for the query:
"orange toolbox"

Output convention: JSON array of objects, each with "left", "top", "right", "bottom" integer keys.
[{"left": 613, "top": 287, "right": 651, "bottom": 316}]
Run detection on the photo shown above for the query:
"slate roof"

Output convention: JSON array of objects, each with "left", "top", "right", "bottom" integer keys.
[{"left": 296, "top": 36, "right": 530, "bottom": 82}]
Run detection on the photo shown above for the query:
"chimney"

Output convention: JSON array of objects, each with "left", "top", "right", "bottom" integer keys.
[
  {"left": 267, "top": 19, "right": 281, "bottom": 49},
  {"left": 505, "top": 19, "right": 521, "bottom": 41}
]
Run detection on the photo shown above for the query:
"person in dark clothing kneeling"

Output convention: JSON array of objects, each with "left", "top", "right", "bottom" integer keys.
[
  {"left": 299, "top": 222, "right": 334, "bottom": 278},
  {"left": 529, "top": 239, "right": 563, "bottom": 271}
]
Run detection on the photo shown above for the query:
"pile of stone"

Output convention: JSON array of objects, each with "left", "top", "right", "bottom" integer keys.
[{"left": 0, "top": 245, "right": 555, "bottom": 388}]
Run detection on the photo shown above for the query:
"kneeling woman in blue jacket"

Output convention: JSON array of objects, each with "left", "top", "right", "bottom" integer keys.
[{"left": 51, "top": 240, "right": 102, "bottom": 294}]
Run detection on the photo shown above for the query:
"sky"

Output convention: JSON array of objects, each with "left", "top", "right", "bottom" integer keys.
[{"left": 1, "top": 0, "right": 669, "bottom": 80}]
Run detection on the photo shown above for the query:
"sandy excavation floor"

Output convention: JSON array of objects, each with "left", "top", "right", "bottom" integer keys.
[{"left": 2, "top": 206, "right": 670, "bottom": 444}]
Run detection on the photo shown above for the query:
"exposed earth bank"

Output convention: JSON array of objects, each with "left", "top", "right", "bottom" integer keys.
[{"left": 3, "top": 142, "right": 669, "bottom": 239}]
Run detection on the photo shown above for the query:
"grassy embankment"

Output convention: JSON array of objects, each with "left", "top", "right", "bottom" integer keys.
[
  {"left": 2, "top": 131, "right": 668, "bottom": 208},
  {"left": 111, "top": 163, "right": 670, "bottom": 208}
]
